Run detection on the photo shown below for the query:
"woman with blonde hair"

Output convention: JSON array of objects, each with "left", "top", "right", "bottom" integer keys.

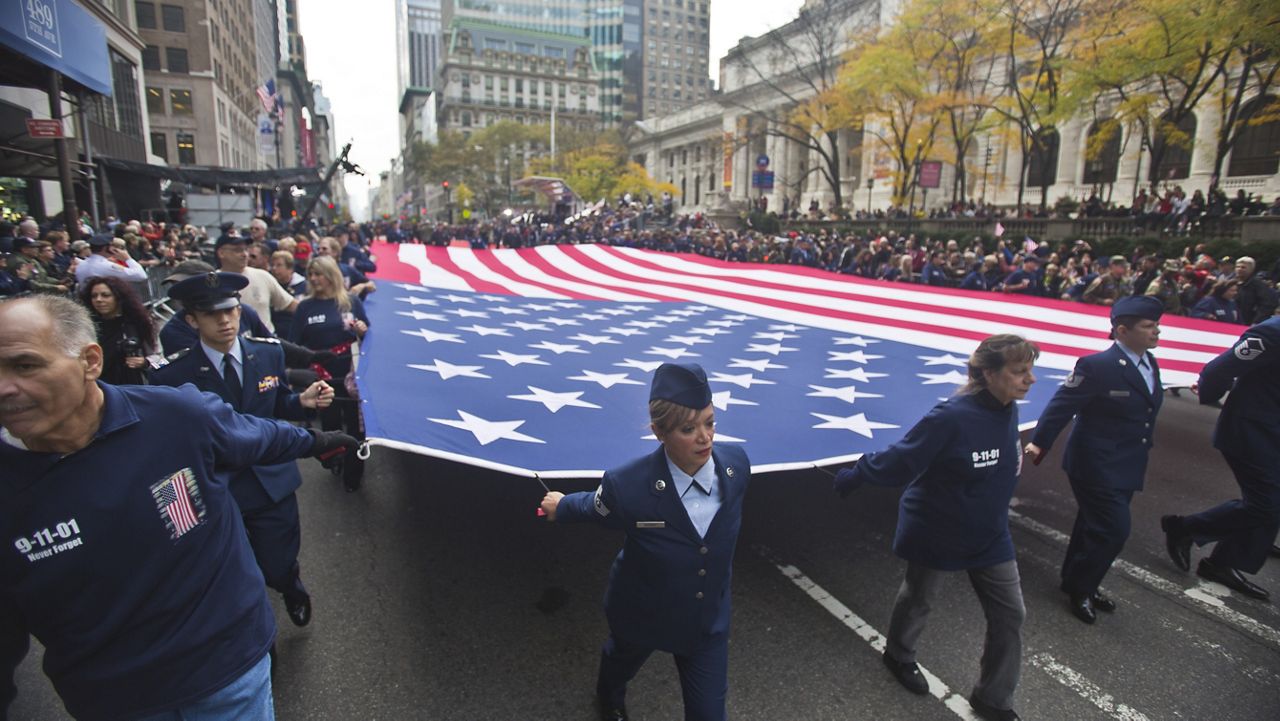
[{"left": 290, "top": 255, "right": 370, "bottom": 490}]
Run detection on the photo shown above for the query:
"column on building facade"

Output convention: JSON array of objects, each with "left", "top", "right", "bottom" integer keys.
[
  {"left": 1115, "top": 123, "right": 1147, "bottom": 204},
  {"left": 1056, "top": 118, "right": 1084, "bottom": 195},
  {"left": 1189, "top": 106, "right": 1220, "bottom": 188}
]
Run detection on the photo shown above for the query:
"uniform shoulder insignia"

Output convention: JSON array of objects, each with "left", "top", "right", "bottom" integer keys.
[
  {"left": 165, "top": 348, "right": 192, "bottom": 362},
  {"left": 1234, "top": 336, "right": 1265, "bottom": 361},
  {"left": 1063, "top": 371, "right": 1084, "bottom": 388},
  {"left": 246, "top": 336, "right": 281, "bottom": 345}
]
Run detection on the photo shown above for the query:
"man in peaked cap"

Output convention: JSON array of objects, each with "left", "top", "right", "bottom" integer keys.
[
  {"left": 152, "top": 272, "right": 338, "bottom": 630},
  {"left": 1027, "top": 296, "right": 1165, "bottom": 624},
  {"left": 540, "top": 363, "right": 752, "bottom": 721}
]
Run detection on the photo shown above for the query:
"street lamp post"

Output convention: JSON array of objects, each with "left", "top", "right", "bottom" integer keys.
[
  {"left": 866, "top": 177, "right": 874, "bottom": 213},
  {"left": 908, "top": 140, "right": 922, "bottom": 218}
]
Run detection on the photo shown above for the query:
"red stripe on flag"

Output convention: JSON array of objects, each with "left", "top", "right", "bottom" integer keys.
[
  {"left": 469, "top": 249, "right": 600, "bottom": 300},
  {"left": 366, "top": 242, "right": 426, "bottom": 284},
  {"left": 512, "top": 248, "right": 673, "bottom": 302},
  {"left": 423, "top": 246, "right": 512, "bottom": 295}
]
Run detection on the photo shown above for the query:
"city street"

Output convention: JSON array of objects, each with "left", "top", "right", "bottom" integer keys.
[{"left": 13, "top": 392, "right": 1280, "bottom": 720}]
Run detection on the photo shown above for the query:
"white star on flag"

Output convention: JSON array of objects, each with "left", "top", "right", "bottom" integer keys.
[
  {"left": 429, "top": 410, "right": 545, "bottom": 445},
  {"left": 477, "top": 294, "right": 509, "bottom": 302},
  {"left": 769, "top": 324, "right": 805, "bottom": 332},
  {"left": 712, "top": 390, "right": 758, "bottom": 411},
  {"left": 506, "top": 321, "right": 551, "bottom": 332},
  {"left": 650, "top": 314, "right": 686, "bottom": 323},
  {"left": 745, "top": 342, "right": 797, "bottom": 356},
  {"left": 620, "top": 304, "right": 653, "bottom": 312},
  {"left": 828, "top": 350, "right": 885, "bottom": 364},
  {"left": 508, "top": 386, "right": 602, "bottom": 412},
  {"left": 708, "top": 372, "right": 776, "bottom": 389},
  {"left": 832, "top": 336, "right": 880, "bottom": 346},
  {"left": 479, "top": 350, "right": 549, "bottom": 366},
  {"left": 569, "top": 370, "right": 645, "bottom": 388},
  {"left": 727, "top": 357, "right": 787, "bottom": 372},
  {"left": 754, "top": 332, "right": 799, "bottom": 341},
  {"left": 627, "top": 320, "right": 665, "bottom": 329},
  {"left": 529, "top": 340, "right": 588, "bottom": 355},
  {"left": 689, "top": 327, "right": 731, "bottom": 336},
  {"left": 598, "top": 308, "right": 632, "bottom": 316},
  {"left": 441, "top": 294, "right": 477, "bottom": 304},
  {"left": 645, "top": 346, "right": 700, "bottom": 359},
  {"left": 918, "top": 370, "right": 970, "bottom": 385},
  {"left": 665, "top": 335, "right": 712, "bottom": 345},
  {"left": 614, "top": 358, "right": 663, "bottom": 372},
  {"left": 806, "top": 385, "right": 885, "bottom": 404},
  {"left": 408, "top": 359, "right": 491, "bottom": 380},
  {"left": 394, "top": 283, "right": 431, "bottom": 292},
  {"left": 542, "top": 317, "right": 581, "bottom": 326},
  {"left": 578, "top": 312, "right": 608, "bottom": 321},
  {"left": 568, "top": 333, "right": 621, "bottom": 345},
  {"left": 396, "top": 296, "right": 439, "bottom": 306},
  {"left": 490, "top": 306, "right": 529, "bottom": 316},
  {"left": 602, "top": 326, "right": 647, "bottom": 336},
  {"left": 668, "top": 309, "right": 703, "bottom": 317},
  {"left": 811, "top": 412, "right": 899, "bottom": 438},
  {"left": 722, "top": 314, "right": 752, "bottom": 321},
  {"left": 396, "top": 310, "right": 446, "bottom": 322},
  {"left": 707, "top": 320, "right": 742, "bottom": 327},
  {"left": 401, "top": 328, "right": 465, "bottom": 344},
  {"left": 919, "top": 353, "right": 969, "bottom": 366},
  {"left": 522, "top": 303, "right": 558, "bottom": 311},
  {"left": 552, "top": 301, "right": 583, "bottom": 308},
  {"left": 459, "top": 325, "right": 512, "bottom": 337},
  {"left": 446, "top": 308, "right": 490, "bottom": 318},
  {"left": 824, "top": 367, "right": 890, "bottom": 382}
]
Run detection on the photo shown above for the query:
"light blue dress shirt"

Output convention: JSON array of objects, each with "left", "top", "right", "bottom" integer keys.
[
  {"left": 1116, "top": 342, "right": 1155, "bottom": 394},
  {"left": 666, "top": 452, "right": 720, "bottom": 538},
  {"left": 201, "top": 338, "right": 244, "bottom": 385}
]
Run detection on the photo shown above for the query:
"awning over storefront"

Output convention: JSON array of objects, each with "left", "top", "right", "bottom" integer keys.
[
  {"left": 96, "top": 157, "right": 323, "bottom": 189},
  {"left": 0, "top": 0, "right": 111, "bottom": 96}
]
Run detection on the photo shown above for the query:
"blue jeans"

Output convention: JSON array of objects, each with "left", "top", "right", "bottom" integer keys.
[{"left": 136, "top": 652, "right": 274, "bottom": 721}]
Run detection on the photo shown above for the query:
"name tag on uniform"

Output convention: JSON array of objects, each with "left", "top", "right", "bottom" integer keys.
[
  {"left": 636, "top": 521, "right": 666, "bottom": 529},
  {"left": 1109, "top": 390, "right": 1130, "bottom": 397}
]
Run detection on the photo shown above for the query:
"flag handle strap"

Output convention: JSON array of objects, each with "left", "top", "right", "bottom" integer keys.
[
  {"left": 356, "top": 441, "right": 371, "bottom": 461},
  {"left": 811, "top": 464, "right": 838, "bottom": 478},
  {"left": 534, "top": 473, "right": 550, "bottom": 517}
]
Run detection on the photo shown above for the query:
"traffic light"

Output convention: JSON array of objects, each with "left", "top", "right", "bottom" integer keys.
[{"left": 442, "top": 181, "right": 450, "bottom": 191}]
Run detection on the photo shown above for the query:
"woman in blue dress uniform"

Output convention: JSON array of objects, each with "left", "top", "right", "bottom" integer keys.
[
  {"left": 835, "top": 334, "right": 1039, "bottom": 721},
  {"left": 540, "top": 363, "right": 751, "bottom": 721}
]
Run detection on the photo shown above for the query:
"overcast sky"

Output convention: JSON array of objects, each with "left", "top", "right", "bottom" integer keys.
[{"left": 298, "top": 0, "right": 805, "bottom": 220}]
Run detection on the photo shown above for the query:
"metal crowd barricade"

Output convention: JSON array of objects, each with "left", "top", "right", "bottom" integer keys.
[{"left": 138, "top": 265, "right": 178, "bottom": 325}]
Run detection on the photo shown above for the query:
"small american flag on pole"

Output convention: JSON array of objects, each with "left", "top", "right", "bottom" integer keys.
[
  {"left": 255, "top": 79, "right": 277, "bottom": 116},
  {"left": 151, "top": 469, "right": 203, "bottom": 539}
]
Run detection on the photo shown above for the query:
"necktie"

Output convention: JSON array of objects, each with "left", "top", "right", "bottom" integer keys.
[{"left": 222, "top": 354, "right": 242, "bottom": 408}]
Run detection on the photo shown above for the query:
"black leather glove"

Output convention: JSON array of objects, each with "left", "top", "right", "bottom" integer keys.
[
  {"left": 833, "top": 465, "right": 862, "bottom": 498},
  {"left": 311, "top": 350, "right": 338, "bottom": 366},
  {"left": 308, "top": 429, "right": 358, "bottom": 467}
]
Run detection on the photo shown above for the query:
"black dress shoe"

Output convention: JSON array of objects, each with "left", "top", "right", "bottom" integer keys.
[
  {"left": 969, "top": 692, "right": 1021, "bottom": 721},
  {"left": 285, "top": 590, "right": 312, "bottom": 627},
  {"left": 1091, "top": 591, "right": 1116, "bottom": 613},
  {"left": 882, "top": 650, "right": 929, "bottom": 695},
  {"left": 1069, "top": 594, "right": 1096, "bottom": 624},
  {"left": 597, "top": 702, "right": 628, "bottom": 721},
  {"left": 1197, "top": 559, "right": 1271, "bottom": 601},
  {"left": 1161, "top": 515, "right": 1192, "bottom": 572}
]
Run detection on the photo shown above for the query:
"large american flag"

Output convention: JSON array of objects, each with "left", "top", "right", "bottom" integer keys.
[{"left": 354, "top": 242, "right": 1238, "bottom": 477}]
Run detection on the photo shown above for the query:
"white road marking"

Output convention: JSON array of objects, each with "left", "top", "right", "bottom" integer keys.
[
  {"left": 1007, "top": 509, "right": 1280, "bottom": 647},
  {"left": 753, "top": 544, "right": 982, "bottom": 720},
  {"left": 1029, "top": 652, "right": 1152, "bottom": 721}
]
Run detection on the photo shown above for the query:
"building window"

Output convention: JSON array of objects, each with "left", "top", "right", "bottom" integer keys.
[
  {"left": 161, "top": 5, "right": 185, "bottom": 32},
  {"left": 142, "top": 45, "right": 161, "bottom": 71},
  {"left": 166, "top": 47, "right": 189, "bottom": 74},
  {"left": 136, "top": 2, "right": 156, "bottom": 28},
  {"left": 151, "top": 131, "right": 168, "bottom": 161},
  {"left": 170, "top": 89, "right": 193, "bottom": 115},
  {"left": 176, "top": 132, "right": 196, "bottom": 164},
  {"left": 1227, "top": 95, "right": 1280, "bottom": 177},
  {"left": 146, "top": 86, "right": 165, "bottom": 113},
  {"left": 88, "top": 48, "right": 145, "bottom": 139}
]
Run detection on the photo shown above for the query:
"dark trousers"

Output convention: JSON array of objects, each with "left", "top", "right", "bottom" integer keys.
[
  {"left": 886, "top": 560, "right": 1024, "bottom": 711},
  {"left": 1182, "top": 453, "right": 1280, "bottom": 574},
  {"left": 320, "top": 380, "right": 364, "bottom": 489},
  {"left": 596, "top": 631, "right": 729, "bottom": 721},
  {"left": 237, "top": 480, "right": 306, "bottom": 600},
  {"left": 1062, "top": 480, "right": 1135, "bottom": 596}
]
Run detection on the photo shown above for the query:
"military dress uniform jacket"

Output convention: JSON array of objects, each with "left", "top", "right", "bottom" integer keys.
[
  {"left": 557, "top": 444, "right": 751, "bottom": 655},
  {"left": 1031, "top": 344, "right": 1162, "bottom": 491},
  {"left": 151, "top": 338, "right": 308, "bottom": 507},
  {"left": 848, "top": 391, "right": 1023, "bottom": 571},
  {"left": 0, "top": 384, "right": 314, "bottom": 721},
  {"left": 1199, "top": 316, "right": 1280, "bottom": 464}
]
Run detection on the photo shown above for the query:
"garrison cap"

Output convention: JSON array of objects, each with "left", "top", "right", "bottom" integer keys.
[
  {"left": 650, "top": 362, "right": 712, "bottom": 410},
  {"left": 1111, "top": 295, "right": 1164, "bottom": 323},
  {"left": 168, "top": 271, "right": 248, "bottom": 312}
]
